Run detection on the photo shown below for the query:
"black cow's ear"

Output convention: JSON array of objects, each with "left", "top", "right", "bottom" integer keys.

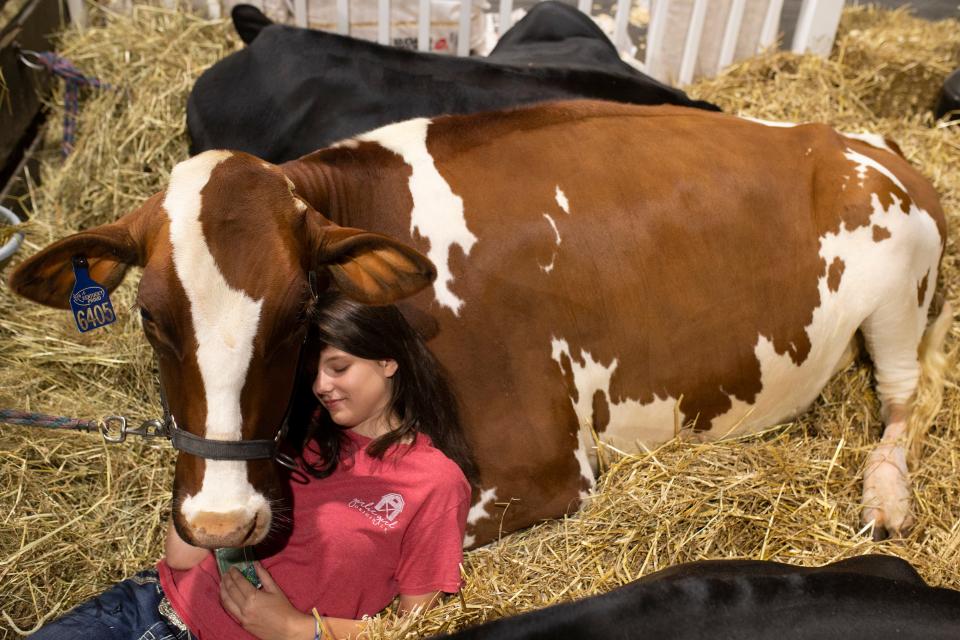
[
  {"left": 312, "top": 225, "right": 436, "bottom": 305},
  {"left": 8, "top": 195, "right": 159, "bottom": 309},
  {"left": 231, "top": 4, "right": 273, "bottom": 45}
]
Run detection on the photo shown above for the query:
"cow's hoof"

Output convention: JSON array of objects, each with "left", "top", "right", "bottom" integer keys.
[{"left": 861, "top": 443, "right": 913, "bottom": 540}]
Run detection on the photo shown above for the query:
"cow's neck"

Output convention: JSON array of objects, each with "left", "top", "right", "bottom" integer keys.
[
  {"left": 281, "top": 157, "right": 345, "bottom": 225},
  {"left": 282, "top": 148, "right": 407, "bottom": 233}
]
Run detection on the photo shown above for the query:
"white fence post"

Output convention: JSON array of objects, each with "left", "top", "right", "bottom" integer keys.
[
  {"left": 378, "top": 0, "right": 391, "bottom": 44},
  {"left": 457, "top": 0, "right": 472, "bottom": 55},
  {"left": 717, "top": 0, "right": 746, "bottom": 72},
  {"left": 418, "top": 0, "right": 431, "bottom": 50},
  {"left": 613, "top": 0, "right": 631, "bottom": 54},
  {"left": 645, "top": 0, "right": 671, "bottom": 79},
  {"left": 499, "top": 0, "right": 515, "bottom": 36},
  {"left": 294, "top": 0, "right": 308, "bottom": 27},
  {"left": 337, "top": 0, "right": 350, "bottom": 34},
  {"left": 791, "top": 0, "right": 844, "bottom": 55},
  {"left": 677, "top": 0, "right": 707, "bottom": 85},
  {"left": 66, "top": 0, "right": 87, "bottom": 29},
  {"left": 759, "top": 0, "right": 785, "bottom": 50}
]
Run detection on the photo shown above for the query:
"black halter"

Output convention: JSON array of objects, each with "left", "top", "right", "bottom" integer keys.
[{"left": 160, "top": 271, "right": 318, "bottom": 470}]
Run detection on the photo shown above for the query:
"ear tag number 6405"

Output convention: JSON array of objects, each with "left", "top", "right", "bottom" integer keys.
[{"left": 70, "top": 255, "right": 117, "bottom": 333}]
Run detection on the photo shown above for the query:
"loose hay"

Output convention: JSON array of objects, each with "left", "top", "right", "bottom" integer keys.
[{"left": 1, "top": 4, "right": 959, "bottom": 638}]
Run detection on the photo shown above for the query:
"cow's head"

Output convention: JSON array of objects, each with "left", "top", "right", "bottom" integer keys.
[{"left": 9, "top": 151, "right": 435, "bottom": 548}]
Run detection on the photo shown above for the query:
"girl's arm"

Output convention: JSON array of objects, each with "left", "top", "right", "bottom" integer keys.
[
  {"left": 221, "top": 564, "right": 444, "bottom": 640},
  {"left": 398, "top": 591, "right": 443, "bottom": 615},
  {"left": 164, "top": 520, "right": 212, "bottom": 570},
  {"left": 321, "top": 592, "right": 442, "bottom": 639}
]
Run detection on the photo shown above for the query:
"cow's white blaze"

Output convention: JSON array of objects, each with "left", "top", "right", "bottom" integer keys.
[
  {"left": 555, "top": 186, "right": 570, "bottom": 214},
  {"left": 463, "top": 487, "right": 498, "bottom": 547},
  {"left": 163, "top": 151, "right": 267, "bottom": 523},
  {"left": 550, "top": 152, "right": 940, "bottom": 461},
  {"left": 357, "top": 118, "right": 477, "bottom": 315}
]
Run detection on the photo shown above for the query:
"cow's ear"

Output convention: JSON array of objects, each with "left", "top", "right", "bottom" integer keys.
[
  {"left": 9, "top": 200, "right": 155, "bottom": 309},
  {"left": 313, "top": 225, "right": 436, "bottom": 304}
]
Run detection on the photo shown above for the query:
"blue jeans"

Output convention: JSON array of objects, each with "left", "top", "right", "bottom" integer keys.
[{"left": 31, "top": 569, "right": 192, "bottom": 640}]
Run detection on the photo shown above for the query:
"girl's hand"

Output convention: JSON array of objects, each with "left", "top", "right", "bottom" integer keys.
[{"left": 220, "top": 561, "right": 315, "bottom": 640}]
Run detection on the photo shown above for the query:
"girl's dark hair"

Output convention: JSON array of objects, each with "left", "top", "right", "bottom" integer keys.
[{"left": 303, "top": 293, "right": 478, "bottom": 484}]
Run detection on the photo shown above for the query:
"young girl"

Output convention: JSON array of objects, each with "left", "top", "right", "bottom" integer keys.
[{"left": 33, "top": 295, "right": 477, "bottom": 640}]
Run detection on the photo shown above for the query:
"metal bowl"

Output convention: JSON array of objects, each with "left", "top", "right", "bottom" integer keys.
[{"left": 0, "top": 205, "right": 25, "bottom": 275}]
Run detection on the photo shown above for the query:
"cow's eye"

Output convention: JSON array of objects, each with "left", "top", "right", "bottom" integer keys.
[{"left": 139, "top": 307, "right": 155, "bottom": 323}]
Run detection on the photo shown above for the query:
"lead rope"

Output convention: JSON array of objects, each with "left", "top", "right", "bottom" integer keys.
[
  {"left": 0, "top": 409, "right": 167, "bottom": 443},
  {"left": 18, "top": 49, "right": 111, "bottom": 156}
]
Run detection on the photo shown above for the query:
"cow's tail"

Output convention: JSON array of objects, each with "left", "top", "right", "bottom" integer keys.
[{"left": 906, "top": 296, "right": 954, "bottom": 463}]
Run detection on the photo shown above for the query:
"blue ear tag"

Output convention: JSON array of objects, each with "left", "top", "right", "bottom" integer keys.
[{"left": 70, "top": 255, "right": 117, "bottom": 333}]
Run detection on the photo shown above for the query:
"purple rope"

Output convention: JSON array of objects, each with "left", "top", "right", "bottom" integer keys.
[
  {"left": 0, "top": 409, "right": 98, "bottom": 432},
  {"left": 30, "top": 52, "right": 111, "bottom": 156}
]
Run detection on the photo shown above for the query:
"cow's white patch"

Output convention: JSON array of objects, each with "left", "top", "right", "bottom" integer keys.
[
  {"left": 550, "top": 338, "right": 681, "bottom": 465},
  {"left": 710, "top": 190, "right": 940, "bottom": 435},
  {"left": 573, "top": 434, "right": 596, "bottom": 499},
  {"left": 540, "top": 213, "right": 562, "bottom": 273},
  {"left": 550, "top": 169, "right": 940, "bottom": 451},
  {"left": 463, "top": 487, "right": 498, "bottom": 547},
  {"left": 555, "top": 187, "right": 570, "bottom": 214},
  {"left": 467, "top": 487, "right": 498, "bottom": 526},
  {"left": 357, "top": 118, "right": 477, "bottom": 315},
  {"left": 842, "top": 132, "right": 894, "bottom": 153},
  {"left": 844, "top": 149, "right": 908, "bottom": 192},
  {"left": 741, "top": 116, "right": 799, "bottom": 128},
  {"left": 544, "top": 213, "right": 561, "bottom": 245},
  {"left": 163, "top": 151, "right": 267, "bottom": 522}
]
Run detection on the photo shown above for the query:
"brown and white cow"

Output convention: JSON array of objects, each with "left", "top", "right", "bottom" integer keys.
[{"left": 11, "top": 101, "right": 950, "bottom": 548}]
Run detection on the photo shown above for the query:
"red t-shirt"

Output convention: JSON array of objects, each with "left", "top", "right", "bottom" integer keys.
[{"left": 158, "top": 431, "right": 470, "bottom": 639}]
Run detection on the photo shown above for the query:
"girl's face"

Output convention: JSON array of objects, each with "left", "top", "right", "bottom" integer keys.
[{"left": 312, "top": 346, "right": 398, "bottom": 432}]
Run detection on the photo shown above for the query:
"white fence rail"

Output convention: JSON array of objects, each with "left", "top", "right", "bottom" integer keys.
[
  {"left": 73, "top": 0, "right": 845, "bottom": 85},
  {"left": 271, "top": 0, "right": 843, "bottom": 84}
]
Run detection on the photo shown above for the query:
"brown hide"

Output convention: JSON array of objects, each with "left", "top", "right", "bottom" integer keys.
[{"left": 284, "top": 102, "right": 947, "bottom": 546}]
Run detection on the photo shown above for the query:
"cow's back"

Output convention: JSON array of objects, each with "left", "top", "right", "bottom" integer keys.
[{"left": 330, "top": 101, "right": 943, "bottom": 437}]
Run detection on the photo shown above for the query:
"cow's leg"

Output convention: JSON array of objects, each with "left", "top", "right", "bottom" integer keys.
[{"left": 859, "top": 296, "right": 951, "bottom": 540}]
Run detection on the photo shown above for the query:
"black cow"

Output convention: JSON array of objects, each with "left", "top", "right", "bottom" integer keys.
[
  {"left": 187, "top": 1, "right": 719, "bottom": 163},
  {"left": 438, "top": 555, "right": 960, "bottom": 640}
]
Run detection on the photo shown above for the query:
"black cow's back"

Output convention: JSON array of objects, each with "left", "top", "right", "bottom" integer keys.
[
  {"left": 187, "top": 3, "right": 718, "bottom": 163},
  {"left": 437, "top": 555, "right": 960, "bottom": 640},
  {"left": 490, "top": 1, "right": 635, "bottom": 71}
]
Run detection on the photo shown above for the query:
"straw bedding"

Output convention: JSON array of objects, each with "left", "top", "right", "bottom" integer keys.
[{"left": 1, "top": 4, "right": 958, "bottom": 638}]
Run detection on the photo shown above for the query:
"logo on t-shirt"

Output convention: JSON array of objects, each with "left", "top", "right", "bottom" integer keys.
[
  {"left": 348, "top": 493, "right": 405, "bottom": 530},
  {"left": 374, "top": 493, "right": 405, "bottom": 522}
]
